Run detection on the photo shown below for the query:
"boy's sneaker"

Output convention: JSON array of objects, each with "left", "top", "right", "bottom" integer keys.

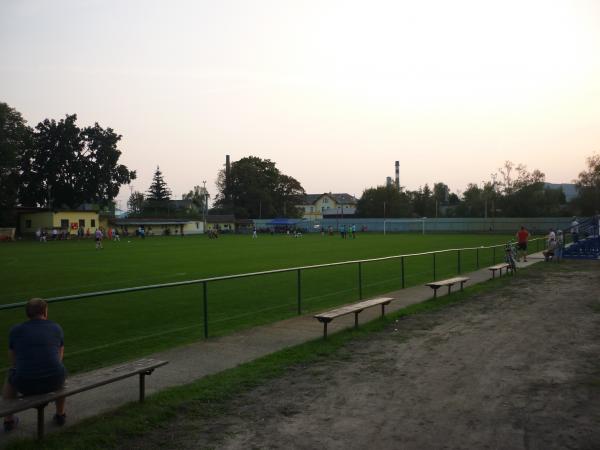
[
  {"left": 53, "top": 413, "right": 66, "bottom": 426},
  {"left": 3, "top": 416, "right": 19, "bottom": 432}
]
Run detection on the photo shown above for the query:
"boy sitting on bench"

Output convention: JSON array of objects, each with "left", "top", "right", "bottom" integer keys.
[{"left": 2, "top": 299, "right": 67, "bottom": 431}]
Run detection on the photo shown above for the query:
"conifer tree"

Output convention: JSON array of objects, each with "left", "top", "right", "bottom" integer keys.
[{"left": 146, "top": 166, "right": 172, "bottom": 201}]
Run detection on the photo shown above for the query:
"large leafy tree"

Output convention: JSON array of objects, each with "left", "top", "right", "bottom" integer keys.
[
  {"left": 356, "top": 185, "right": 412, "bottom": 218},
  {"left": 0, "top": 103, "right": 32, "bottom": 225},
  {"left": 182, "top": 185, "right": 208, "bottom": 214},
  {"left": 574, "top": 153, "right": 600, "bottom": 215},
  {"left": 127, "top": 190, "right": 145, "bottom": 215},
  {"left": 214, "top": 156, "right": 305, "bottom": 219},
  {"left": 19, "top": 114, "right": 136, "bottom": 208}
]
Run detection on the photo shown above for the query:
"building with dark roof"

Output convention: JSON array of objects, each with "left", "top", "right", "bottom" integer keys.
[{"left": 296, "top": 193, "right": 358, "bottom": 220}]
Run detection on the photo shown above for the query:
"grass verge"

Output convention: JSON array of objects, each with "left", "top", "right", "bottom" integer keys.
[{"left": 6, "top": 266, "right": 532, "bottom": 450}]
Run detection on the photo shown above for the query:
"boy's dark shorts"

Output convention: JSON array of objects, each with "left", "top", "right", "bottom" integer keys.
[
  {"left": 518, "top": 242, "right": 527, "bottom": 251},
  {"left": 8, "top": 368, "right": 66, "bottom": 396}
]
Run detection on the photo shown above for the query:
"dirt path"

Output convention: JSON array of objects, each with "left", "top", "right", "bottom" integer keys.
[{"left": 128, "top": 262, "right": 600, "bottom": 450}]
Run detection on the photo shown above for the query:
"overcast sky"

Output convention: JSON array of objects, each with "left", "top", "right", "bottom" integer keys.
[{"left": 2, "top": 0, "right": 599, "bottom": 209}]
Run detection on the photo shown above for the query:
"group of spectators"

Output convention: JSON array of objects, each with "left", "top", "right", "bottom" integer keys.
[{"left": 516, "top": 217, "right": 581, "bottom": 263}]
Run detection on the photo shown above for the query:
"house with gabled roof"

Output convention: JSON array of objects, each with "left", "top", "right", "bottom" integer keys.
[{"left": 296, "top": 193, "right": 358, "bottom": 220}]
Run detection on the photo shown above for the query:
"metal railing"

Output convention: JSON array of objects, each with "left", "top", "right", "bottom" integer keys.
[{"left": 1, "top": 238, "right": 547, "bottom": 338}]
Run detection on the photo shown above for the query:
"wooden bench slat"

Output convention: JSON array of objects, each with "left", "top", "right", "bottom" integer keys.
[
  {"left": 314, "top": 297, "right": 393, "bottom": 320},
  {"left": 425, "top": 277, "right": 469, "bottom": 299},
  {"left": 0, "top": 358, "right": 168, "bottom": 417},
  {"left": 425, "top": 276, "right": 469, "bottom": 288},
  {"left": 314, "top": 297, "right": 394, "bottom": 338}
]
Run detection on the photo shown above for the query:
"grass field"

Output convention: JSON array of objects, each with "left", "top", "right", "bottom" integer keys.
[{"left": 0, "top": 232, "right": 527, "bottom": 374}]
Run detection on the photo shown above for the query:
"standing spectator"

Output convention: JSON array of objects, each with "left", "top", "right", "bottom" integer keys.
[
  {"left": 351, "top": 224, "right": 356, "bottom": 239},
  {"left": 252, "top": 226, "right": 257, "bottom": 239},
  {"left": 51, "top": 228, "right": 58, "bottom": 240},
  {"left": 516, "top": 226, "right": 530, "bottom": 262},
  {"left": 2, "top": 299, "right": 67, "bottom": 431},
  {"left": 543, "top": 233, "right": 557, "bottom": 262},
  {"left": 35, "top": 228, "right": 41, "bottom": 242},
  {"left": 95, "top": 228, "right": 103, "bottom": 249},
  {"left": 555, "top": 230, "right": 564, "bottom": 262},
  {"left": 113, "top": 228, "right": 120, "bottom": 241},
  {"left": 570, "top": 217, "right": 580, "bottom": 243}
]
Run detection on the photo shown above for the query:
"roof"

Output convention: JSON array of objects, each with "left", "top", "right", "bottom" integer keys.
[
  {"left": 301, "top": 193, "right": 358, "bottom": 205},
  {"left": 114, "top": 218, "right": 197, "bottom": 226},
  {"left": 206, "top": 215, "right": 235, "bottom": 223}
]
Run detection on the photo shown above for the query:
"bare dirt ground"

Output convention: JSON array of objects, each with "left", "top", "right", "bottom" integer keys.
[{"left": 128, "top": 261, "right": 600, "bottom": 450}]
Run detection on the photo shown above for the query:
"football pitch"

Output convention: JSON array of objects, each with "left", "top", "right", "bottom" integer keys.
[{"left": 0, "top": 233, "right": 519, "bottom": 374}]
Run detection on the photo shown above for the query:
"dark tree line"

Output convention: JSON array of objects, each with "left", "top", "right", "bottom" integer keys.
[
  {"left": 0, "top": 102, "right": 136, "bottom": 225},
  {"left": 357, "top": 159, "right": 599, "bottom": 219}
]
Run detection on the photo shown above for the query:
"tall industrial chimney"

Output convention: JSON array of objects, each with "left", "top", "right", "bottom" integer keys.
[{"left": 395, "top": 161, "right": 400, "bottom": 191}]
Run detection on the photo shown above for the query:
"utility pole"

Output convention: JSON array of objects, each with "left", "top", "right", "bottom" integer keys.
[{"left": 202, "top": 180, "right": 207, "bottom": 233}]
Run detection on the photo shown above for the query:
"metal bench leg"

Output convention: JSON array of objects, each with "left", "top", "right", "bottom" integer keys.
[
  {"left": 447, "top": 285, "right": 452, "bottom": 295},
  {"left": 460, "top": 282, "right": 465, "bottom": 291},
  {"left": 36, "top": 404, "right": 46, "bottom": 439},
  {"left": 492, "top": 270, "right": 496, "bottom": 279},
  {"left": 381, "top": 304, "right": 385, "bottom": 318},
  {"left": 354, "top": 312, "right": 359, "bottom": 329},
  {"left": 323, "top": 321, "right": 328, "bottom": 339}
]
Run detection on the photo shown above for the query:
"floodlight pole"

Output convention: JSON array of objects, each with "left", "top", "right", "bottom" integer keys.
[{"left": 202, "top": 180, "right": 207, "bottom": 233}]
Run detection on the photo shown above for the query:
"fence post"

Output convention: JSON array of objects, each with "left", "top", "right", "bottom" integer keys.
[
  {"left": 476, "top": 247, "right": 479, "bottom": 269},
  {"left": 297, "top": 269, "right": 302, "bottom": 315},
  {"left": 202, "top": 281, "right": 208, "bottom": 338},
  {"left": 433, "top": 253, "right": 436, "bottom": 281},
  {"left": 358, "top": 262, "right": 363, "bottom": 300},
  {"left": 457, "top": 250, "right": 461, "bottom": 274},
  {"left": 401, "top": 256, "right": 405, "bottom": 289}
]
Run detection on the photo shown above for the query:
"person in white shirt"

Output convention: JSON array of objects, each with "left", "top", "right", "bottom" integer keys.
[{"left": 570, "top": 217, "right": 579, "bottom": 242}]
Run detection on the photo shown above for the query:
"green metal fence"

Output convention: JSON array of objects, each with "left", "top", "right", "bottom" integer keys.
[{"left": 0, "top": 237, "right": 546, "bottom": 342}]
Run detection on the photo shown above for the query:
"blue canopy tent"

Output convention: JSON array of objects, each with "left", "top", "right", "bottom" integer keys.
[
  {"left": 267, "top": 218, "right": 307, "bottom": 232},
  {"left": 267, "top": 218, "right": 303, "bottom": 226}
]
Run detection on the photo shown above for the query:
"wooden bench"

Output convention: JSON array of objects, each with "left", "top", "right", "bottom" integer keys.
[
  {"left": 488, "top": 263, "right": 513, "bottom": 279},
  {"left": 314, "top": 297, "right": 394, "bottom": 339},
  {"left": 425, "top": 276, "right": 469, "bottom": 299},
  {"left": 0, "top": 358, "right": 168, "bottom": 439}
]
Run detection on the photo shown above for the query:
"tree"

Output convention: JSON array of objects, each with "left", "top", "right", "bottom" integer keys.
[
  {"left": 182, "top": 185, "right": 209, "bottom": 214},
  {"left": 146, "top": 166, "right": 172, "bottom": 201},
  {"left": 19, "top": 114, "right": 135, "bottom": 208},
  {"left": 433, "top": 182, "right": 449, "bottom": 217},
  {"left": 214, "top": 156, "right": 305, "bottom": 218},
  {"left": 574, "top": 153, "right": 600, "bottom": 215},
  {"left": 0, "top": 103, "right": 32, "bottom": 225},
  {"left": 409, "top": 184, "right": 435, "bottom": 217},
  {"left": 356, "top": 185, "right": 412, "bottom": 218},
  {"left": 127, "top": 191, "right": 145, "bottom": 215}
]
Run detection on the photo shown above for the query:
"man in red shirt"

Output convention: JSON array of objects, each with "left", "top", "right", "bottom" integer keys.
[{"left": 516, "top": 226, "right": 530, "bottom": 262}]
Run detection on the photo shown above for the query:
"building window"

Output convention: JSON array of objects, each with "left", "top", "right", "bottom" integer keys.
[
  {"left": 91, "top": 219, "right": 96, "bottom": 227},
  {"left": 323, "top": 198, "right": 328, "bottom": 203},
  {"left": 25, "top": 219, "right": 32, "bottom": 228},
  {"left": 79, "top": 219, "right": 85, "bottom": 228},
  {"left": 60, "top": 219, "right": 69, "bottom": 229}
]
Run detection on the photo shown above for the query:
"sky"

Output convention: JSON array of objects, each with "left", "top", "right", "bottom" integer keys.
[{"left": 1, "top": 0, "right": 600, "bottom": 209}]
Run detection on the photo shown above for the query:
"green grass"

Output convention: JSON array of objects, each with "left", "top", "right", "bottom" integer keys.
[
  {"left": 4, "top": 271, "right": 521, "bottom": 450},
  {"left": 0, "top": 233, "right": 526, "bottom": 374}
]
